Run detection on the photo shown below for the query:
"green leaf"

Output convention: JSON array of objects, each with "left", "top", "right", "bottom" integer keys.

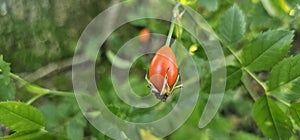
[
  {"left": 241, "top": 30, "right": 294, "bottom": 72},
  {"left": 253, "top": 96, "right": 292, "bottom": 140},
  {"left": 1, "top": 130, "right": 66, "bottom": 140},
  {"left": 219, "top": 4, "right": 246, "bottom": 45},
  {"left": 289, "top": 103, "right": 300, "bottom": 127},
  {"left": 267, "top": 55, "right": 300, "bottom": 94},
  {"left": 0, "top": 55, "right": 16, "bottom": 101},
  {"left": 0, "top": 83, "right": 15, "bottom": 101},
  {"left": 0, "top": 102, "right": 45, "bottom": 131}
]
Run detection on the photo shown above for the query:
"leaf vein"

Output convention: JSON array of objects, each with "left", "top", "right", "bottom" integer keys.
[
  {"left": 266, "top": 98, "right": 281, "bottom": 138},
  {"left": 0, "top": 105, "right": 43, "bottom": 128},
  {"left": 245, "top": 32, "right": 290, "bottom": 68}
]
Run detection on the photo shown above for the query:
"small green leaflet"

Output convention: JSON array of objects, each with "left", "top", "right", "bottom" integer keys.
[
  {"left": 267, "top": 54, "right": 300, "bottom": 96},
  {"left": 253, "top": 96, "right": 292, "bottom": 140},
  {"left": 219, "top": 4, "right": 246, "bottom": 45},
  {"left": 241, "top": 30, "right": 294, "bottom": 72},
  {"left": 0, "top": 55, "right": 16, "bottom": 101},
  {"left": 289, "top": 103, "right": 300, "bottom": 127},
  {"left": 0, "top": 101, "right": 45, "bottom": 131}
]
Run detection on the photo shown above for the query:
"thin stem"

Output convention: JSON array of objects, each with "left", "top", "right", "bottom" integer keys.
[
  {"left": 10, "top": 72, "right": 73, "bottom": 97},
  {"left": 25, "top": 90, "right": 73, "bottom": 105},
  {"left": 165, "top": 3, "right": 181, "bottom": 47},
  {"left": 49, "top": 90, "right": 74, "bottom": 97},
  {"left": 9, "top": 72, "right": 28, "bottom": 86},
  {"left": 26, "top": 94, "right": 45, "bottom": 105},
  {"left": 226, "top": 46, "right": 264, "bottom": 100},
  {"left": 165, "top": 20, "right": 176, "bottom": 47},
  {"left": 226, "top": 45, "right": 242, "bottom": 64}
]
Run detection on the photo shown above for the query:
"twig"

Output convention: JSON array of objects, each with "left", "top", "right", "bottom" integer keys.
[{"left": 20, "top": 55, "right": 87, "bottom": 83}]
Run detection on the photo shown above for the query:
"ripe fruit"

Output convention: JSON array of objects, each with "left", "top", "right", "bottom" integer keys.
[
  {"left": 139, "top": 28, "right": 151, "bottom": 43},
  {"left": 146, "top": 46, "right": 181, "bottom": 101}
]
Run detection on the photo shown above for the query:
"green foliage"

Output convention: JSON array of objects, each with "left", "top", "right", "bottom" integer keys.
[
  {"left": 253, "top": 96, "right": 292, "bottom": 140},
  {"left": 0, "top": 56, "right": 15, "bottom": 101},
  {"left": 0, "top": 102, "right": 64, "bottom": 139},
  {"left": 289, "top": 103, "right": 300, "bottom": 128},
  {"left": 39, "top": 98, "right": 86, "bottom": 140},
  {"left": 0, "top": 0, "right": 300, "bottom": 139},
  {"left": 2, "top": 130, "right": 66, "bottom": 140},
  {"left": 241, "top": 30, "right": 294, "bottom": 72},
  {"left": 219, "top": 4, "right": 246, "bottom": 45},
  {"left": 0, "top": 101, "right": 44, "bottom": 131},
  {"left": 267, "top": 54, "right": 300, "bottom": 98}
]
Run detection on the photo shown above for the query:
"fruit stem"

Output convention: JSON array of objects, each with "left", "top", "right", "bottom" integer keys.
[
  {"left": 165, "top": 19, "right": 175, "bottom": 47},
  {"left": 165, "top": 3, "right": 181, "bottom": 47}
]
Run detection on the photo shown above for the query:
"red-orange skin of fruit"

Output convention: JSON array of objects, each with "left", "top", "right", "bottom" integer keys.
[
  {"left": 139, "top": 28, "right": 150, "bottom": 43},
  {"left": 149, "top": 46, "right": 178, "bottom": 91}
]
